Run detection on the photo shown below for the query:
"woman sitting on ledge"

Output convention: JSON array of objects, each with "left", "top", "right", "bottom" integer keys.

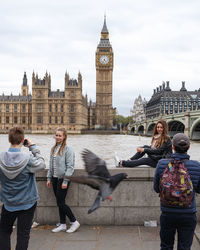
[{"left": 116, "top": 120, "right": 172, "bottom": 168}]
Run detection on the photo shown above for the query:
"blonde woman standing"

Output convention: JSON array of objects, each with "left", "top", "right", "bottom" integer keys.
[{"left": 46, "top": 128, "right": 80, "bottom": 233}]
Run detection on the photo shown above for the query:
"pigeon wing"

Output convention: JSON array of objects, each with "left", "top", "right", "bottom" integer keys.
[
  {"left": 82, "top": 149, "right": 111, "bottom": 178},
  {"left": 88, "top": 193, "right": 102, "bottom": 214}
]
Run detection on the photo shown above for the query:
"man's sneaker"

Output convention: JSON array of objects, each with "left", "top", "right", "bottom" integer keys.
[
  {"left": 114, "top": 152, "right": 120, "bottom": 167},
  {"left": 66, "top": 221, "right": 80, "bottom": 233},
  {"left": 52, "top": 224, "right": 66, "bottom": 233}
]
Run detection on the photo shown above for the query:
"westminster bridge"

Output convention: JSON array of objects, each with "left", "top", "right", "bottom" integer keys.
[{"left": 131, "top": 110, "right": 200, "bottom": 140}]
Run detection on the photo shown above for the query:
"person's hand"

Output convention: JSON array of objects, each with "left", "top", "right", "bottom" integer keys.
[
  {"left": 62, "top": 183, "right": 67, "bottom": 189},
  {"left": 46, "top": 181, "right": 51, "bottom": 188},
  {"left": 137, "top": 147, "right": 144, "bottom": 153}
]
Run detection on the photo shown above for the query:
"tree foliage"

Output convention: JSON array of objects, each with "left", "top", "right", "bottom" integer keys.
[{"left": 114, "top": 115, "right": 134, "bottom": 127}]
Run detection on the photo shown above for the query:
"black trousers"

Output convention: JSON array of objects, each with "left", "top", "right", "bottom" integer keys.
[
  {"left": 52, "top": 177, "right": 76, "bottom": 224},
  {"left": 122, "top": 151, "right": 157, "bottom": 168},
  {"left": 160, "top": 212, "right": 197, "bottom": 250},
  {"left": 0, "top": 203, "right": 36, "bottom": 250}
]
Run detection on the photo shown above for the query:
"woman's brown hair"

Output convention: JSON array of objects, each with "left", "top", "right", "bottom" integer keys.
[
  {"left": 51, "top": 127, "right": 67, "bottom": 156},
  {"left": 151, "top": 120, "right": 169, "bottom": 147}
]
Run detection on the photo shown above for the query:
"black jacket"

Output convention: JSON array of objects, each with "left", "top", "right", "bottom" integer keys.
[{"left": 143, "top": 137, "right": 172, "bottom": 162}]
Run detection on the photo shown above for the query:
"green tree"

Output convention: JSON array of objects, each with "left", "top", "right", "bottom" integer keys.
[{"left": 114, "top": 115, "right": 134, "bottom": 129}]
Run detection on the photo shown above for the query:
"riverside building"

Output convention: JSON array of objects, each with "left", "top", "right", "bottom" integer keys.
[
  {"left": 130, "top": 95, "right": 146, "bottom": 122},
  {"left": 145, "top": 81, "right": 200, "bottom": 120}
]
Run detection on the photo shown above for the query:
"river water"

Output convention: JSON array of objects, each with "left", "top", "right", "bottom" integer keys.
[{"left": 1, "top": 134, "right": 200, "bottom": 168}]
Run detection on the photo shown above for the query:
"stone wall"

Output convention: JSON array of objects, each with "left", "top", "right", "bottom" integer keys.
[{"left": 32, "top": 168, "right": 200, "bottom": 225}]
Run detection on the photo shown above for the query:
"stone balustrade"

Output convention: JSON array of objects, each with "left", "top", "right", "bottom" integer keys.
[{"left": 33, "top": 168, "right": 200, "bottom": 225}]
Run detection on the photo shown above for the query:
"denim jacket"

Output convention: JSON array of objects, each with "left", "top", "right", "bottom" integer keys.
[{"left": 47, "top": 145, "right": 75, "bottom": 185}]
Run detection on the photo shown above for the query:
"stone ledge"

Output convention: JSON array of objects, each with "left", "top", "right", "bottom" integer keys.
[
  {"left": 1, "top": 168, "right": 200, "bottom": 225},
  {"left": 36, "top": 167, "right": 155, "bottom": 181}
]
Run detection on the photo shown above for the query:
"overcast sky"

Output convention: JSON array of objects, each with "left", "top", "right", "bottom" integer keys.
[{"left": 1, "top": 0, "right": 200, "bottom": 116}]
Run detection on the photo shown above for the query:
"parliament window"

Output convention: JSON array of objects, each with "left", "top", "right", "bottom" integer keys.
[
  {"left": 61, "top": 116, "right": 64, "bottom": 124},
  {"left": 14, "top": 104, "right": 17, "bottom": 113},
  {"left": 37, "top": 104, "right": 42, "bottom": 113},
  {"left": 14, "top": 116, "right": 18, "bottom": 124},
  {"left": 55, "top": 104, "right": 58, "bottom": 112},
  {"left": 71, "top": 91, "right": 75, "bottom": 98},
  {"left": 70, "top": 116, "right": 75, "bottom": 124},
  {"left": 70, "top": 104, "right": 75, "bottom": 112},
  {"left": 49, "top": 116, "right": 52, "bottom": 124},
  {"left": 22, "top": 104, "right": 26, "bottom": 113},
  {"left": 37, "top": 90, "right": 42, "bottom": 98},
  {"left": 37, "top": 116, "right": 42, "bottom": 124},
  {"left": 6, "top": 105, "right": 9, "bottom": 113},
  {"left": 49, "top": 104, "right": 52, "bottom": 112},
  {"left": 22, "top": 116, "right": 26, "bottom": 124},
  {"left": 61, "top": 105, "right": 64, "bottom": 112},
  {"left": 55, "top": 116, "right": 58, "bottom": 124},
  {"left": 6, "top": 116, "right": 9, "bottom": 123}
]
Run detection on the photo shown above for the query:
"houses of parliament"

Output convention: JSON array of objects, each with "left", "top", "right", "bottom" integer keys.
[{"left": 0, "top": 18, "right": 115, "bottom": 133}]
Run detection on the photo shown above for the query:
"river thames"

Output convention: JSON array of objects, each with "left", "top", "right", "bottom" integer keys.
[{"left": 1, "top": 134, "right": 200, "bottom": 168}]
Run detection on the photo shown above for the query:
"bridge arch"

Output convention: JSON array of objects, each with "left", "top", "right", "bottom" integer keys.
[
  {"left": 167, "top": 120, "right": 185, "bottom": 137},
  {"left": 190, "top": 118, "right": 200, "bottom": 140},
  {"left": 137, "top": 125, "right": 144, "bottom": 135},
  {"left": 147, "top": 123, "right": 156, "bottom": 136},
  {"left": 130, "top": 126, "right": 135, "bottom": 134}
]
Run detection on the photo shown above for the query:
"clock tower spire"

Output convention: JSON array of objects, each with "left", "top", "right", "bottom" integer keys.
[{"left": 95, "top": 16, "right": 114, "bottom": 129}]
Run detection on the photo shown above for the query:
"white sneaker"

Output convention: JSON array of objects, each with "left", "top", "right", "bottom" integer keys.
[
  {"left": 56, "top": 222, "right": 61, "bottom": 227},
  {"left": 114, "top": 152, "right": 120, "bottom": 167},
  {"left": 66, "top": 221, "right": 80, "bottom": 233},
  {"left": 52, "top": 224, "right": 66, "bottom": 233}
]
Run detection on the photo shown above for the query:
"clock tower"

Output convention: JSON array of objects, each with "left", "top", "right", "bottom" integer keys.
[{"left": 95, "top": 16, "right": 114, "bottom": 129}]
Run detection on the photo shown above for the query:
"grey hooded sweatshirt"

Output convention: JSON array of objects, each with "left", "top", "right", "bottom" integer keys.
[{"left": 0, "top": 146, "right": 45, "bottom": 210}]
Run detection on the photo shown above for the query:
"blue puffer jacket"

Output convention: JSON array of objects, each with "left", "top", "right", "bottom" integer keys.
[{"left": 154, "top": 153, "right": 200, "bottom": 213}]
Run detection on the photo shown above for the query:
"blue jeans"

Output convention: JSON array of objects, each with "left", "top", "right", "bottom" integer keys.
[
  {"left": 160, "top": 212, "right": 197, "bottom": 250},
  {"left": 0, "top": 203, "right": 36, "bottom": 250}
]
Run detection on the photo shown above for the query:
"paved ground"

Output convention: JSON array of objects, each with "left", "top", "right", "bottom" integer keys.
[{"left": 10, "top": 224, "right": 200, "bottom": 250}]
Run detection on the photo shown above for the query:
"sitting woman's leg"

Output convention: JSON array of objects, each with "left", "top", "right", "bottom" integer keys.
[
  {"left": 122, "top": 157, "right": 157, "bottom": 168},
  {"left": 129, "top": 145, "right": 150, "bottom": 160},
  {"left": 130, "top": 151, "right": 145, "bottom": 160}
]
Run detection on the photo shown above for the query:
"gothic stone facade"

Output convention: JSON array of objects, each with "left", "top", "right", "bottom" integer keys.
[
  {"left": 95, "top": 16, "right": 114, "bottom": 129},
  {"left": 0, "top": 71, "right": 88, "bottom": 133},
  {"left": 130, "top": 95, "right": 146, "bottom": 122},
  {"left": 0, "top": 18, "right": 114, "bottom": 133}
]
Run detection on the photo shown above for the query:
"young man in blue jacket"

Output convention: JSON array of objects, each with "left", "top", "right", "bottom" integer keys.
[
  {"left": 154, "top": 133, "right": 200, "bottom": 250},
  {"left": 0, "top": 127, "right": 46, "bottom": 250}
]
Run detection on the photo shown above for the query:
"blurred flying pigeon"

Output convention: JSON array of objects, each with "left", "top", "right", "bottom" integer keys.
[{"left": 66, "top": 149, "right": 128, "bottom": 214}]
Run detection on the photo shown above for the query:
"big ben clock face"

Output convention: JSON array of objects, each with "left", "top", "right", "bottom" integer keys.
[{"left": 100, "top": 55, "right": 109, "bottom": 64}]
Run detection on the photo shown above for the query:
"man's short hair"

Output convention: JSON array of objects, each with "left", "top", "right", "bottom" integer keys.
[
  {"left": 172, "top": 133, "right": 190, "bottom": 153},
  {"left": 9, "top": 127, "right": 24, "bottom": 145}
]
